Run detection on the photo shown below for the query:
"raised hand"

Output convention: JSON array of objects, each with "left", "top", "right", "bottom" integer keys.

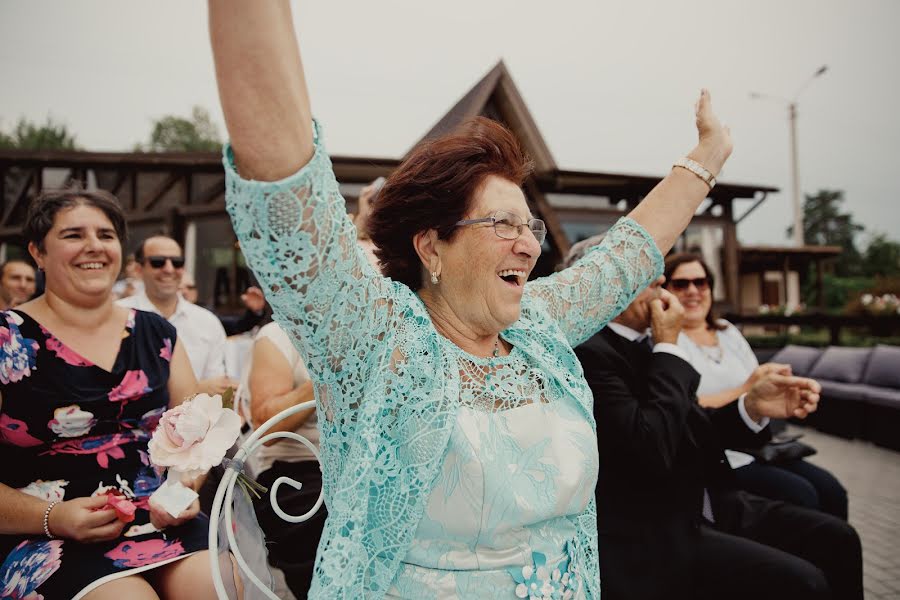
[
  {"left": 240, "top": 286, "right": 266, "bottom": 313},
  {"left": 691, "top": 89, "right": 733, "bottom": 176},
  {"left": 48, "top": 495, "right": 127, "bottom": 543}
]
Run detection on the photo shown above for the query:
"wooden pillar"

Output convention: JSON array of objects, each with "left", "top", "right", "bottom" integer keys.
[
  {"left": 184, "top": 171, "right": 193, "bottom": 207},
  {"left": 34, "top": 167, "right": 44, "bottom": 197},
  {"left": 721, "top": 200, "right": 740, "bottom": 313},
  {"left": 167, "top": 206, "right": 186, "bottom": 250},
  {"left": 130, "top": 171, "right": 138, "bottom": 211},
  {"left": 782, "top": 255, "right": 790, "bottom": 307},
  {"left": 758, "top": 270, "right": 766, "bottom": 309},
  {"left": 0, "top": 166, "right": 6, "bottom": 217},
  {"left": 816, "top": 260, "right": 825, "bottom": 310},
  {"left": 829, "top": 321, "right": 841, "bottom": 346}
]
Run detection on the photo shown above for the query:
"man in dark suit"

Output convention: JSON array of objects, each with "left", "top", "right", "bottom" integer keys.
[{"left": 575, "top": 276, "right": 862, "bottom": 600}]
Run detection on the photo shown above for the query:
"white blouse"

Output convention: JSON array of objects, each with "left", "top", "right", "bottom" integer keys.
[{"left": 676, "top": 320, "right": 759, "bottom": 396}]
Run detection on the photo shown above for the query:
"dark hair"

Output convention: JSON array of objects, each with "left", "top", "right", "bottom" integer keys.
[
  {"left": 133, "top": 235, "right": 180, "bottom": 263},
  {"left": 0, "top": 259, "right": 35, "bottom": 280},
  {"left": 663, "top": 252, "right": 726, "bottom": 331},
  {"left": 24, "top": 188, "right": 127, "bottom": 253},
  {"left": 367, "top": 117, "right": 534, "bottom": 289}
]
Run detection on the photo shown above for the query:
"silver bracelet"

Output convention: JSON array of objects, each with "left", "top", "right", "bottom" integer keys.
[
  {"left": 43, "top": 501, "right": 59, "bottom": 539},
  {"left": 673, "top": 157, "right": 716, "bottom": 189}
]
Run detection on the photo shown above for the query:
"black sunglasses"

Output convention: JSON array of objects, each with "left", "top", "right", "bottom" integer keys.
[
  {"left": 668, "top": 277, "right": 709, "bottom": 291},
  {"left": 146, "top": 255, "right": 185, "bottom": 269}
]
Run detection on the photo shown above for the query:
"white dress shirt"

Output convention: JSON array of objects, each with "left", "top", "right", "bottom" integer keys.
[{"left": 117, "top": 292, "right": 227, "bottom": 381}]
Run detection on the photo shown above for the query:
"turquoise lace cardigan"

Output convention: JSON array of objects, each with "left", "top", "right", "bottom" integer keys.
[{"left": 223, "top": 122, "right": 663, "bottom": 599}]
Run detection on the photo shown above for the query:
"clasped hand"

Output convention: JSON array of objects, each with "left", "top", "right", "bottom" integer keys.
[
  {"left": 49, "top": 486, "right": 200, "bottom": 542},
  {"left": 48, "top": 495, "right": 127, "bottom": 543},
  {"left": 745, "top": 371, "right": 822, "bottom": 422}
]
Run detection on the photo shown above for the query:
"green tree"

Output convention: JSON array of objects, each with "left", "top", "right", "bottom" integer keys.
[
  {"left": 863, "top": 233, "right": 900, "bottom": 277},
  {"left": 788, "top": 189, "right": 865, "bottom": 276},
  {"left": 0, "top": 116, "right": 78, "bottom": 150},
  {"left": 138, "top": 106, "right": 222, "bottom": 152}
]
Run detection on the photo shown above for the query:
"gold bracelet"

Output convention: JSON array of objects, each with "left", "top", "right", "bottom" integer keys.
[{"left": 673, "top": 157, "right": 716, "bottom": 189}]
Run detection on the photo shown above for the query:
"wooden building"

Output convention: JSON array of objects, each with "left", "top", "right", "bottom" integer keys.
[{"left": 0, "top": 62, "right": 836, "bottom": 313}]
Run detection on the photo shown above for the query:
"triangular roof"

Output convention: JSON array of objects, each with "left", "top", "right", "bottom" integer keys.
[{"left": 410, "top": 61, "right": 557, "bottom": 174}]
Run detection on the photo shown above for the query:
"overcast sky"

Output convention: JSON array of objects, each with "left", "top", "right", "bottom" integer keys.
[{"left": 1, "top": 0, "right": 898, "bottom": 246}]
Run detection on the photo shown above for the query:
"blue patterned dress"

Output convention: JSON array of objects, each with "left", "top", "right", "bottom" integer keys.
[
  {"left": 0, "top": 309, "right": 208, "bottom": 600},
  {"left": 224, "top": 121, "right": 663, "bottom": 598}
]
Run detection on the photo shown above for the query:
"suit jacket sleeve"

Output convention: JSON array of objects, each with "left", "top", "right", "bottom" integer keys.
[
  {"left": 576, "top": 336, "right": 702, "bottom": 477},
  {"left": 706, "top": 400, "right": 772, "bottom": 449}
]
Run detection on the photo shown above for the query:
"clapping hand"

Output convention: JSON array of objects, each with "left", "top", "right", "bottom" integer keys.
[
  {"left": 745, "top": 373, "right": 822, "bottom": 422},
  {"left": 746, "top": 362, "right": 792, "bottom": 389}
]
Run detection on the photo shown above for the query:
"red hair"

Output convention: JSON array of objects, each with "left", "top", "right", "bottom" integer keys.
[{"left": 367, "top": 117, "right": 533, "bottom": 289}]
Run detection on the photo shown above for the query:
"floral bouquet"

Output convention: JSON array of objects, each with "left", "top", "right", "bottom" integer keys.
[{"left": 148, "top": 390, "right": 264, "bottom": 518}]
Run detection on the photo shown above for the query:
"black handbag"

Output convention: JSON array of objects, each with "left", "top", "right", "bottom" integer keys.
[{"left": 735, "top": 433, "right": 817, "bottom": 464}]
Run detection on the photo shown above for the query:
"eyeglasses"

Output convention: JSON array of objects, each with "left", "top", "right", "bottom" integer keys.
[
  {"left": 455, "top": 210, "right": 547, "bottom": 245},
  {"left": 668, "top": 277, "right": 710, "bottom": 292},
  {"left": 146, "top": 255, "right": 185, "bottom": 269}
]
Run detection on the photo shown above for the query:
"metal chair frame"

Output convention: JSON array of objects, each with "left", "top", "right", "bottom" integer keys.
[{"left": 208, "top": 400, "right": 323, "bottom": 599}]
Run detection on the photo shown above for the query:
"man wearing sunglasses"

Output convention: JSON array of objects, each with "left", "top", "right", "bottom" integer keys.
[{"left": 118, "top": 235, "right": 235, "bottom": 396}]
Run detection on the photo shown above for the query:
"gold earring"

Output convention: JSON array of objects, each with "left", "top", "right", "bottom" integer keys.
[{"left": 431, "top": 271, "right": 439, "bottom": 285}]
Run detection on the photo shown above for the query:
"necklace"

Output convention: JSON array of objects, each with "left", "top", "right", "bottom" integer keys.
[
  {"left": 492, "top": 338, "right": 501, "bottom": 358},
  {"left": 699, "top": 343, "right": 724, "bottom": 364}
]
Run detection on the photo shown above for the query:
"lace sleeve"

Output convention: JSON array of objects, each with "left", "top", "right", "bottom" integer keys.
[
  {"left": 224, "top": 122, "right": 398, "bottom": 417},
  {"left": 525, "top": 217, "right": 663, "bottom": 348}
]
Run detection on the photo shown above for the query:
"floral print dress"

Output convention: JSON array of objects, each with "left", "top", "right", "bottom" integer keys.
[{"left": 0, "top": 309, "right": 208, "bottom": 600}]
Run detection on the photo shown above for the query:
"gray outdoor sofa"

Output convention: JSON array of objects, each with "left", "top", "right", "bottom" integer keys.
[{"left": 769, "top": 344, "right": 900, "bottom": 451}]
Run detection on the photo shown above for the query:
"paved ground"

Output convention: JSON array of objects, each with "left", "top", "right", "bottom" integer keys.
[{"left": 790, "top": 425, "right": 900, "bottom": 599}]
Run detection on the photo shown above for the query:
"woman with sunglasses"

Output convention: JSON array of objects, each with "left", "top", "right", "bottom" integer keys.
[
  {"left": 664, "top": 253, "right": 848, "bottom": 519},
  {"left": 209, "top": 2, "right": 732, "bottom": 597}
]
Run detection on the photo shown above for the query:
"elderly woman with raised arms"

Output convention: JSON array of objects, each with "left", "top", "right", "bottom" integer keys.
[{"left": 209, "top": 2, "right": 732, "bottom": 598}]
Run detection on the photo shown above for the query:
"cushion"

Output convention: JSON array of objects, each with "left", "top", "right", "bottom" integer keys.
[
  {"left": 769, "top": 345, "right": 824, "bottom": 377},
  {"left": 862, "top": 385, "right": 900, "bottom": 408},
  {"left": 861, "top": 344, "right": 900, "bottom": 389},
  {"left": 818, "top": 380, "right": 867, "bottom": 402},
  {"left": 807, "top": 346, "right": 873, "bottom": 384}
]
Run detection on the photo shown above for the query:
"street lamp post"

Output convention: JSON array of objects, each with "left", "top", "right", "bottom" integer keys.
[
  {"left": 788, "top": 101, "right": 801, "bottom": 246},
  {"left": 751, "top": 65, "right": 828, "bottom": 246}
]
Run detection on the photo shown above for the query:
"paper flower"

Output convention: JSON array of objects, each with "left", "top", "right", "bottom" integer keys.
[
  {"left": 148, "top": 393, "right": 241, "bottom": 479},
  {"left": 104, "top": 492, "right": 137, "bottom": 523}
]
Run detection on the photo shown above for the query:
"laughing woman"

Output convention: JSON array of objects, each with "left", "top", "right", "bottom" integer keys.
[
  {"left": 209, "top": 1, "right": 732, "bottom": 597},
  {"left": 0, "top": 190, "right": 218, "bottom": 600}
]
